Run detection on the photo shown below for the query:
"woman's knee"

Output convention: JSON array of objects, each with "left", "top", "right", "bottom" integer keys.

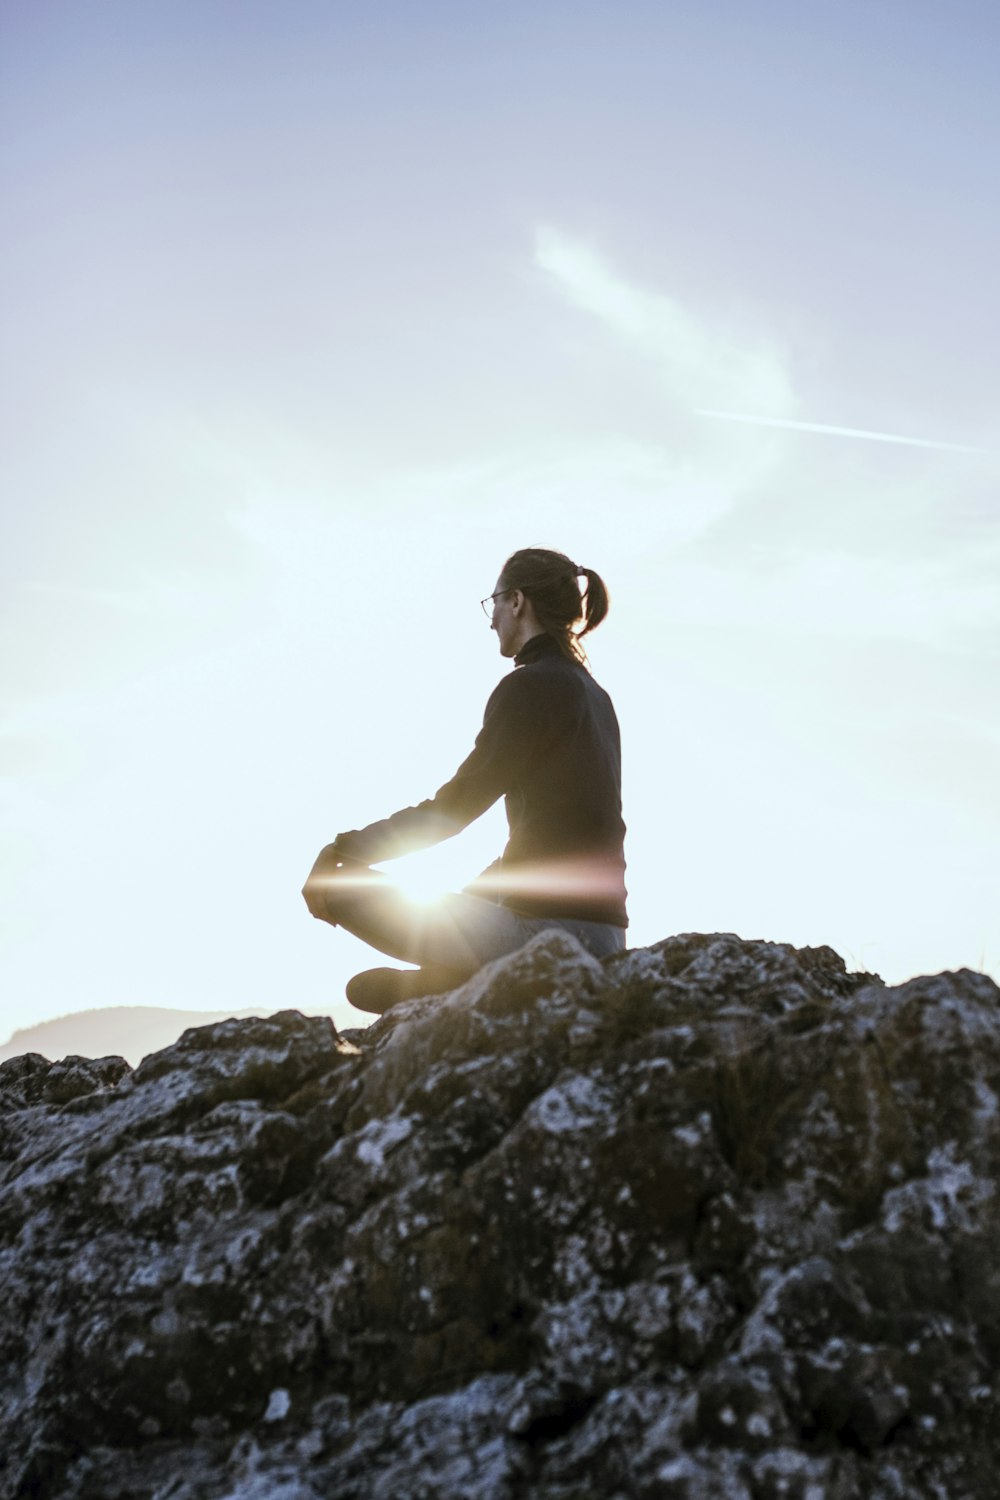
[{"left": 302, "top": 850, "right": 375, "bottom": 924}]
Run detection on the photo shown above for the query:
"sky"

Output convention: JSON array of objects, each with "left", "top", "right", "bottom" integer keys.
[{"left": 2, "top": 0, "right": 998, "bottom": 1042}]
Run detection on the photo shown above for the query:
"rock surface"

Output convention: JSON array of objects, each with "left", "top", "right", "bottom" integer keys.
[
  {"left": 2, "top": 930, "right": 999, "bottom": 1499},
  {"left": 0, "top": 1007, "right": 280, "bottom": 1070}
]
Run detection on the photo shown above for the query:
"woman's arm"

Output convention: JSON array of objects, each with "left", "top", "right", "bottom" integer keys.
[{"left": 331, "top": 670, "right": 548, "bottom": 865}]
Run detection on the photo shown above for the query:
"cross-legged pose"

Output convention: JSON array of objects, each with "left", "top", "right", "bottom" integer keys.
[{"left": 302, "top": 547, "right": 628, "bottom": 1014}]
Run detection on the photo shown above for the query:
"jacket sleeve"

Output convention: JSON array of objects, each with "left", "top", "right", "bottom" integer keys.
[{"left": 333, "top": 671, "right": 546, "bottom": 865}]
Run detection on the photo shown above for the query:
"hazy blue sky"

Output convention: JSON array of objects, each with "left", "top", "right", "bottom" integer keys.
[{"left": 2, "top": 0, "right": 997, "bottom": 1038}]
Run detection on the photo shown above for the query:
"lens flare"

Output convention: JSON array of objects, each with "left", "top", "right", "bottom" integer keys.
[{"left": 390, "top": 866, "right": 451, "bottom": 907}]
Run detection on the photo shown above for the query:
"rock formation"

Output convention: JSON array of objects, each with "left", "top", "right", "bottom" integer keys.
[
  {"left": 0, "top": 1007, "right": 281, "bottom": 1070},
  {"left": 2, "top": 930, "right": 999, "bottom": 1498}
]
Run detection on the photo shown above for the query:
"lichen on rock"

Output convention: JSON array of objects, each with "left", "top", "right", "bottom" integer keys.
[{"left": 1, "top": 931, "right": 999, "bottom": 1498}]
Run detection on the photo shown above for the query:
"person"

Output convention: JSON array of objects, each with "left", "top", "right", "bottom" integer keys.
[{"left": 301, "top": 546, "right": 628, "bottom": 1014}]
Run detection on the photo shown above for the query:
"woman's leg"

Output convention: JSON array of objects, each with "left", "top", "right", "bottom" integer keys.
[
  {"left": 320, "top": 864, "right": 544, "bottom": 973},
  {"left": 303, "top": 851, "right": 627, "bottom": 1007}
]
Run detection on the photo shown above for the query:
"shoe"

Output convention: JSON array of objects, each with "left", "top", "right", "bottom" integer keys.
[{"left": 346, "top": 967, "right": 452, "bottom": 1015}]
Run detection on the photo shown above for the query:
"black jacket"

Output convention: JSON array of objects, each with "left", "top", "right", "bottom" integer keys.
[{"left": 334, "top": 632, "right": 628, "bottom": 926}]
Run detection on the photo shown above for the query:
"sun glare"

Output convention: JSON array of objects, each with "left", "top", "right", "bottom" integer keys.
[
  {"left": 389, "top": 866, "right": 452, "bottom": 907},
  {"left": 386, "top": 851, "right": 459, "bottom": 908}
]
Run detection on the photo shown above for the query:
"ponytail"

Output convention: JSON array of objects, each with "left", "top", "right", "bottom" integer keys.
[{"left": 576, "top": 565, "right": 609, "bottom": 642}]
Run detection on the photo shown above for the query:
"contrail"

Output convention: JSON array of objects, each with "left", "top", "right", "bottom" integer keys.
[{"left": 695, "top": 409, "right": 987, "bottom": 456}]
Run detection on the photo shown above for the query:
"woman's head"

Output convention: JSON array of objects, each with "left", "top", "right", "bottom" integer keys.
[{"left": 495, "top": 547, "right": 610, "bottom": 667}]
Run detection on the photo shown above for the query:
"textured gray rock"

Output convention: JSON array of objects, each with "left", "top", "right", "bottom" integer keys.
[{"left": 1, "top": 931, "right": 998, "bottom": 1498}]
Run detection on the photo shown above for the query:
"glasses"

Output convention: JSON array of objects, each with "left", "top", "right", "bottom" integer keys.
[{"left": 480, "top": 589, "right": 511, "bottom": 619}]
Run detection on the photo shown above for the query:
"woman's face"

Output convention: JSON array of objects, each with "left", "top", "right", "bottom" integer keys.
[{"left": 490, "top": 577, "right": 519, "bottom": 656}]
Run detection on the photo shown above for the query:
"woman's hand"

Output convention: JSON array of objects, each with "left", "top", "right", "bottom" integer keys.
[{"left": 301, "top": 841, "right": 348, "bottom": 920}]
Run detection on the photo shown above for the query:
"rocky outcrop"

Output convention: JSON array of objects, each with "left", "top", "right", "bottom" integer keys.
[
  {"left": 0, "top": 1007, "right": 278, "bottom": 1069},
  {"left": 2, "top": 931, "right": 999, "bottom": 1499}
]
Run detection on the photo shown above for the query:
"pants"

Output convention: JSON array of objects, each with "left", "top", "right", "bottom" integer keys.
[{"left": 308, "top": 855, "right": 626, "bottom": 984}]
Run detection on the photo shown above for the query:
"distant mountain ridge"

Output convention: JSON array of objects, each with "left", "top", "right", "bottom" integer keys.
[{"left": 0, "top": 1005, "right": 279, "bottom": 1068}]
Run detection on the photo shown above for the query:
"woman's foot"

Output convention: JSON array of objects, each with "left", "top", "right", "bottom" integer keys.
[{"left": 345, "top": 966, "right": 463, "bottom": 1015}]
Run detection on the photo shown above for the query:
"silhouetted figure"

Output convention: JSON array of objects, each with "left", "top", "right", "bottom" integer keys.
[{"left": 302, "top": 548, "right": 627, "bottom": 1013}]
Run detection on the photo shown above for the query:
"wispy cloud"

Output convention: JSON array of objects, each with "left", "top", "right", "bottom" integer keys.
[
  {"left": 529, "top": 227, "right": 999, "bottom": 656},
  {"left": 534, "top": 227, "right": 795, "bottom": 420}
]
